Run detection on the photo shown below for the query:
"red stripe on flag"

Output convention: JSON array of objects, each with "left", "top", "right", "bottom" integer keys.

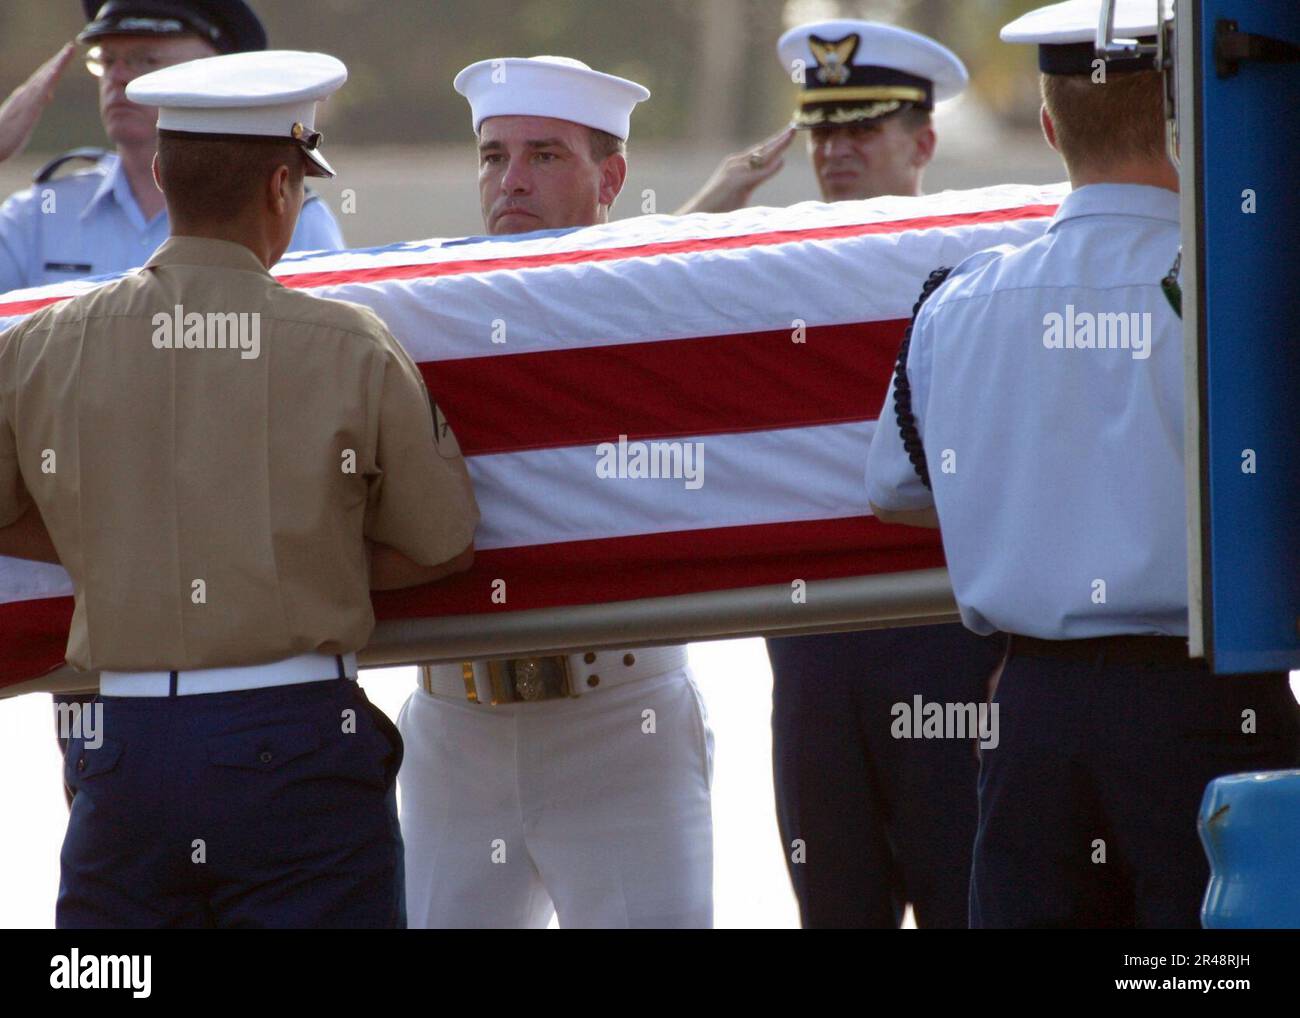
[
  {"left": 372, "top": 515, "right": 945, "bottom": 619},
  {"left": 0, "top": 594, "right": 73, "bottom": 690},
  {"left": 0, "top": 516, "right": 943, "bottom": 689},
  {"left": 0, "top": 203, "right": 1057, "bottom": 318},
  {"left": 423, "top": 320, "right": 903, "bottom": 454},
  {"left": 267, "top": 203, "right": 1060, "bottom": 291}
]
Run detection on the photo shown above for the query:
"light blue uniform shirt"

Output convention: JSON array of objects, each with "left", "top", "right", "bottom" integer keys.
[
  {"left": 866, "top": 184, "right": 1185, "bottom": 639},
  {"left": 0, "top": 152, "right": 345, "bottom": 293}
]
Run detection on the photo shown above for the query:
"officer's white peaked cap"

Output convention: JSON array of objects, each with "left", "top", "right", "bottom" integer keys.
[
  {"left": 1002, "top": 0, "right": 1174, "bottom": 45},
  {"left": 777, "top": 20, "right": 968, "bottom": 101},
  {"left": 1002, "top": 0, "right": 1174, "bottom": 74},
  {"left": 127, "top": 50, "right": 348, "bottom": 177},
  {"left": 454, "top": 56, "right": 650, "bottom": 141},
  {"left": 776, "top": 21, "right": 967, "bottom": 128}
]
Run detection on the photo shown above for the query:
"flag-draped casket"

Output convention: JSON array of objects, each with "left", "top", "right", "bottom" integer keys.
[{"left": 0, "top": 182, "right": 1067, "bottom": 694}]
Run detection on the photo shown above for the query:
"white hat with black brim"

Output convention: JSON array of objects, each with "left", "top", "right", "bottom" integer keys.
[{"left": 777, "top": 20, "right": 968, "bottom": 129}]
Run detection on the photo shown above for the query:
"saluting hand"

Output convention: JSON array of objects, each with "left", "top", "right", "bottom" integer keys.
[
  {"left": 676, "top": 125, "right": 796, "bottom": 215},
  {"left": 0, "top": 43, "right": 78, "bottom": 165}
]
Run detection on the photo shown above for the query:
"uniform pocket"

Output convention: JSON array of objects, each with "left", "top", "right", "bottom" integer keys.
[
  {"left": 206, "top": 722, "right": 322, "bottom": 772},
  {"left": 64, "top": 736, "right": 124, "bottom": 788}
]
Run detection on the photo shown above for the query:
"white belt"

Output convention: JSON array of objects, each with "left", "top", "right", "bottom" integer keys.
[
  {"left": 100, "top": 652, "right": 359, "bottom": 697},
  {"left": 420, "top": 646, "right": 688, "bottom": 704}
]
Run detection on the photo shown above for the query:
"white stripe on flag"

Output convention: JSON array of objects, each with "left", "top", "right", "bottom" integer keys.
[
  {"left": 469, "top": 421, "right": 877, "bottom": 549},
  {"left": 319, "top": 216, "right": 1056, "bottom": 363},
  {"left": 0, "top": 421, "right": 881, "bottom": 601},
  {"left": 0, "top": 558, "right": 71, "bottom": 605}
]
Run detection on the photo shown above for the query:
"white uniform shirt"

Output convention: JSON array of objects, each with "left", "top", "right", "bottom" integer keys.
[
  {"left": 866, "top": 184, "right": 1185, "bottom": 639},
  {"left": 0, "top": 152, "right": 345, "bottom": 293}
]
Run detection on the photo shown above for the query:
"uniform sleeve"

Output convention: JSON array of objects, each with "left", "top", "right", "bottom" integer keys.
[
  {"left": 287, "top": 194, "right": 345, "bottom": 253},
  {"left": 865, "top": 302, "right": 937, "bottom": 513},
  {"left": 0, "top": 325, "right": 30, "bottom": 527},
  {"left": 363, "top": 329, "right": 479, "bottom": 565},
  {"left": 0, "top": 189, "right": 37, "bottom": 296}
]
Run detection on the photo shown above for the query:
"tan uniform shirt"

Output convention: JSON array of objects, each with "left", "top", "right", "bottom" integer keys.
[{"left": 0, "top": 236, "right": 478, "bottom": 671}]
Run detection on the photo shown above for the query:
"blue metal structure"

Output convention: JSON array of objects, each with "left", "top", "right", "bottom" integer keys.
[{"left": 1187, "top": 0, "right": 1300, "bottom": 674}]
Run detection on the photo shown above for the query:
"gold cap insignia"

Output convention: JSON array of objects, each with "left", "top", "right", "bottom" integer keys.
[{"left": 809, "top": 33, "right": 859, "bottom": 86}]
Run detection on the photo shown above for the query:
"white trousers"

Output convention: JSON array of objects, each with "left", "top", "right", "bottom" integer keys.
[{"left": 396, "top": 666, "right": 714, "bottom": 928}]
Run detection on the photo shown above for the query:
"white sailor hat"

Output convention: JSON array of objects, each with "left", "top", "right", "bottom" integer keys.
[
  {"left": 126, "top": 49, "right": 348, "bottom": 177},
  {"left": 1001, "top": 0, "right": 1173, "bottom": 75},
  {"left": 776, "top": 20, "right": 968, "bottom": 129},
  {"left": 453, "top": 56, "right": 649, "bottom": 141}
]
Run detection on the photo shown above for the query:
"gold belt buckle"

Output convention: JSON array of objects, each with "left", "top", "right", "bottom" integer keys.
[{"left": 480, "top": 655, "right": 573, "bottom": 704}]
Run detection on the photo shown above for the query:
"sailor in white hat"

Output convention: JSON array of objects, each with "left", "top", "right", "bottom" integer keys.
[
  {"left": 454, "top": 55, "right": 647, "bottom": 143},
  {"left": 3, "top": 49, "right": 481, "bottom": 928},
  {"left": 866, "top": 0, "right": 1298, "bottom": 928},
  {"left": 394, "top": 55, "right": 715, "bottom": 930},
  {"left": 452, "top": 55, "right": 648, "bottom": 233},
  {"left": 679, "top": 19, "right": 967, "bottom": 213}
]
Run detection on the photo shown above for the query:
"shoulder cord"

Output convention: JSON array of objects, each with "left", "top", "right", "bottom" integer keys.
[{"left": 892, "top": 266, "right": 953, "bottom": 491}]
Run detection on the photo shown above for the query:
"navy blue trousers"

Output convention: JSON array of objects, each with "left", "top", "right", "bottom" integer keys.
[
  {"left": 971, "top": 650, "right": 1299, "bottom": 928},
  {"left": 53, "top": 693, "right": 100, "bottom": 808},
  {"left": 57, "top": 678, "right": 406, "bottom": 929},
  {"left": 768, "top": 623, "right": 1005, "bottom": 928}
]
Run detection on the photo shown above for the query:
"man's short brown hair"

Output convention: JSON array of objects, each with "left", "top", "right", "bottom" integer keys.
[
  {"left": 1041, "top": 70, "right": 1166, "bottom": 172},
  {"left": 895, "top": 105, "right": 933, "bottom": 132},
  {"left": 587, "top": 127, "right": 626, "bottom": 162},
  {"left": 156, "top": 134, "right": 306, "bottom": 223}
]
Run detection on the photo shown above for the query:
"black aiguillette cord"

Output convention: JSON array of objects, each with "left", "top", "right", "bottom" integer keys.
[{"left": 892, "top": 266, "right": 953, "bottom": 491}]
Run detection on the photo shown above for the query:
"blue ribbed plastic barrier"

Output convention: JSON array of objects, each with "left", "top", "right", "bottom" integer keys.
[{"left": 1199, "top": 770, "right": 1300, "bottom": 928}]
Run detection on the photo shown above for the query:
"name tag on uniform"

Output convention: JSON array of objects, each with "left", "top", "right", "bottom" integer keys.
[{"left": 44, "top": 261, "right": 93, "bottom": 274}]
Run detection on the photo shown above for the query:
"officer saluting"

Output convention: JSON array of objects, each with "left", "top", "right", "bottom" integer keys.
[
  {"left": 679, "top": 19, "right": 967, "bottom": 212},
  {"left": 866, "top": 0, "right": 1299, "bottom": 927},
  {"left": 682, "top": 18, "right": 1003, "bottom": 929},
  {"left": 0, "top": 50, "right": 478, "bottom": 928},
  {"left": 0, "top": 1, "right": 345, "bottom": 294}
]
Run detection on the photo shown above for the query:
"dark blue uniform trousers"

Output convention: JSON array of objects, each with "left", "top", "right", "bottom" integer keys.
[
  {"left": 970, "top": 648, "right": 1299, "bottom": 928},
  {"left": 57, "top": 677, "right": 406, "bottom": 928},
  {"left": 768, "top": 623, "right": 1005, "bottom": 928},
  {"left": 53, "top": 692, "right": 100, "bottom": 808}
]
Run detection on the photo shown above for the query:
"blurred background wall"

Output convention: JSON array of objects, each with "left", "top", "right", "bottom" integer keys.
[{"left": 0, "top": 0, "right": 1066, "bottom": 243}]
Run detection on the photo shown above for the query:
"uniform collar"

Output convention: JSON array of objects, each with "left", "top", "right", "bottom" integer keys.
[
  {"left": 1049, "top": 183, "right": 1180, "bottom": 230},
  {"left": 81, "top": 152, "right": 120, "bottom": 220},
  {"left": 81, "top": 152, "right": 164, "bottom": 230},
  {"left": 144, "top": 236, "right": 273, "bottom": 275}
]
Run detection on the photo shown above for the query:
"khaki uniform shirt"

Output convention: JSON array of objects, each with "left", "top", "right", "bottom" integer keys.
[{"left": 0, "top": 236, "right": 478, "bottom": 671}]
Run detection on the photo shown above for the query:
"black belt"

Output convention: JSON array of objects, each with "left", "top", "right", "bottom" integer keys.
[{"left": 1007, "top": 634, "right": 1199, "bottom": 668}]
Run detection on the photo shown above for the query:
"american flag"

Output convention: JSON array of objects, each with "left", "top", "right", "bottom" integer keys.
[{"left": 0, "top": 181, "right": 1066, "bottom": 692}]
